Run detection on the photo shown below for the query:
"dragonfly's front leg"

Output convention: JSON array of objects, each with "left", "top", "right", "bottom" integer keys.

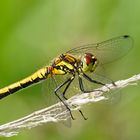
[
  {"left": 82, "top": 73, "right": 105, "bottom": 86},
  {"left": 78, "top": 72, "right": 107, "bottom": 94},
  {"left": 82, "top": 72, "right": 115, "bottom": 91}
]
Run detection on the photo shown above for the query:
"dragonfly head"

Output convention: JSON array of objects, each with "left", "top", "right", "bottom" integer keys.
[{"left": 81, "top": 53, "right": 98, "bottom": 72}]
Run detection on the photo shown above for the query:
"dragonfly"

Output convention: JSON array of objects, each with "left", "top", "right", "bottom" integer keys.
[{"left": 0, "top": 35, "right": 133, "bottom": 120}]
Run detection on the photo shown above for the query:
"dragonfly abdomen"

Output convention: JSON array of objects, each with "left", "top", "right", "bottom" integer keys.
[{"left": 0, "top": 66, "right": 52, "bottom": 99}]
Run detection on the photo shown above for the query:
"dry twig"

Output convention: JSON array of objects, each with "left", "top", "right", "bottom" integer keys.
[{"left": 0, "top": 74, "right": 140, "bottom": 137}]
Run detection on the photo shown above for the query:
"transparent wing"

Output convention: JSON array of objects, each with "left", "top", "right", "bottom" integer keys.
[
  {"left": 41, "top": 76, "right": 72, "bottom": 127},
  {"left": 67, "top": 35, "right": 133, "bottom": 65}
]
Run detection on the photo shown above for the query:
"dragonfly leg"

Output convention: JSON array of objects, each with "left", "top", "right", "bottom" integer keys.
[
  {"left": 78, "top": 75, "right": 98, "bottom": 92},
  {"left": 78, "top": 73, "right": 106, "bottom": 94},
  {"left": 55, "top": 76, "right": 87, "bottom": 120},
  {"left": 62, "top": 77, "right": 87, "bottom": 120},
  {"left": 78, "top": 75, "right": 86, "bottom": 92},
  {"left": 63, "top": 77, "right": 76, "bottom": 100},
  {"left": 81, "top": 72, "right": 114, "bottom": 93},
  {"left": 54, "top": 91, "right": 75, "bottom": 120},
  {"left": 54, "top": 77, "right": 75, "bottom": 120},
  {"left": 82, "top": 73, "right": 105, "bottom": 86},
  {"left": 55, "top": 77, "right": 75, "bottom": 100},
  {"left": 60, "top": 76, "right": 87, "bottom": 120}
]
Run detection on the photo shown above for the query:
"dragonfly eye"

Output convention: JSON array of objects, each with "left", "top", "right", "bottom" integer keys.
[
  {"left": 81, "top": 53, "right": 98, "bottom": 72},
  {"left": 84, "top": 53, "right": 97, "bottom": 65},
  {"left": 84, "top": 53, "right": 94, "bottom": 65}
]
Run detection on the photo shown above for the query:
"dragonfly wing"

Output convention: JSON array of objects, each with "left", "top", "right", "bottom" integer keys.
[
  {"left": 42, "top": 75, "right": 72, "bottom": 126},
  {"left": 67, "top": 35, "right": 133, "bottom": 65}
]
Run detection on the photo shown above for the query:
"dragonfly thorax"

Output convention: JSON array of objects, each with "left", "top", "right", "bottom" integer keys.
[
  {"left": 51, "top": 54, "right": 79, "bottom": 75},
  {"left": 81, "top": 53, "right": 98, "bottom": 72}
]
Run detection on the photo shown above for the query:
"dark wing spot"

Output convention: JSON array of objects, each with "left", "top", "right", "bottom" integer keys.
[{"left": 123, "top": 35, "right": 129, "bottom": 38}]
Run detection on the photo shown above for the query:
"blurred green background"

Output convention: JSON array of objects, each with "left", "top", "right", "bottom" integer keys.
[{"left": 0, "top": 0, "right": 140, "bottom": 140}]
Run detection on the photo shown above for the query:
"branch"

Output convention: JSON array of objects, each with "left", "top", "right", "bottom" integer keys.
[{"left": 0, "top": 74, "right": 140, "bottom": 137}]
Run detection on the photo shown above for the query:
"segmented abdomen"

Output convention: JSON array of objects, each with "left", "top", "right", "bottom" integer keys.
[{"left": 0, "top": 66, "right": 53, "bottom": 99}]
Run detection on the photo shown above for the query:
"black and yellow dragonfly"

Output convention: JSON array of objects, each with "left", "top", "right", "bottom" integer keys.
[{"left": 0, "top": 35, "right": 133, "bottom": 119}]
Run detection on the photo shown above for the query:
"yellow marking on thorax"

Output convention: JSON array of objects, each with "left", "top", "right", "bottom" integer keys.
[
  {"left": 52, "top": 60, "right": 74, "bottom": 75},
  {"left": 57, "top": 61, "right": 74, "bottom": 70},
  {"left": 52, "top": 68, "right": 65, "bottom": 75},
  {"left": 64, "top": 54, "right": 77, "bottom": 63}
]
